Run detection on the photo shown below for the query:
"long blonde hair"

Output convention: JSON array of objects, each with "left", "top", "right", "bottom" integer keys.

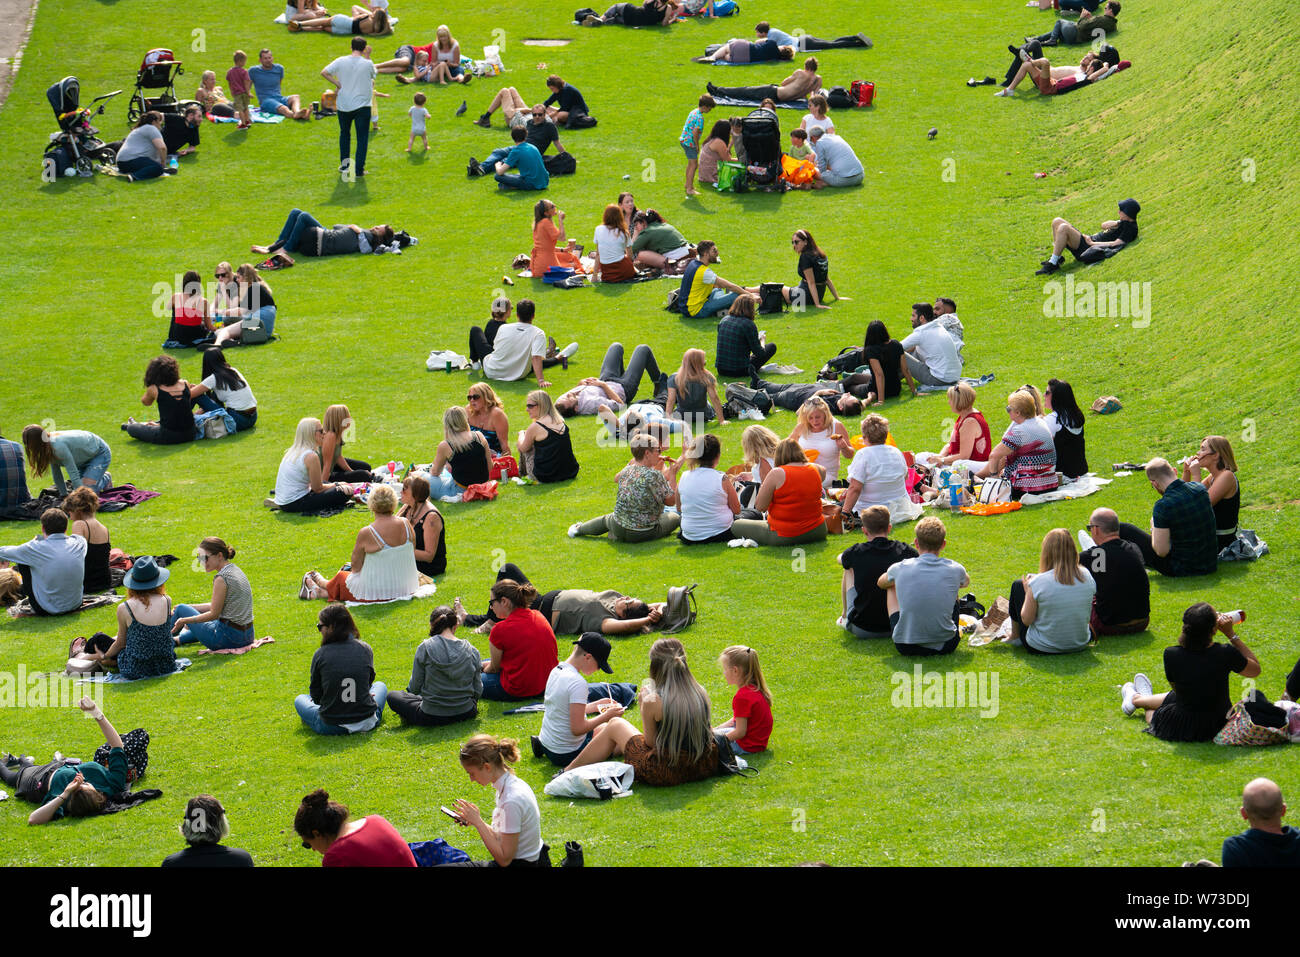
[
  {"left": 795, "top": 395, "right": 834, "bottom": 436},
  {"left": 740, "top": 424, "right": 779, "bottom": 466},
  {"left": 283, "top": 417, "right": 322, "bottom": 466},
  {"left": 720, "top": 645, "right": 772, "bottom": 704},
  {"left": 527, "top": 389, "right": 558, "bottom": 421},
  {"left": 1039, "top": 528, "right": 1087, "bottom": 585},
  {"left": 442, "top": 406, "right": 478, "bottom": 454},
  {"left": 675, "top": 348, "right": 714, "bottom": 392},
  {"left": 643, "top": 638, "right": 712, "bottom": 766},
  {"left": 322, "top": 404, "right": 351, "bottom": 442}
]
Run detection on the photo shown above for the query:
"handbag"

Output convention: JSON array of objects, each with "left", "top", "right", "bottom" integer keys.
[
  {"left": 1214, "top": 701, "right": 1290, "bottom": 747},
  {"left": 240, "top": 316, "right": 270, "bottom": 344},
  {"left": 488, "top": 455, "right": 520, "bottom": 480},
  {"left": 821, "top": 502, "right": 844, "bottom": 535},
  {"left": 715, "top": 161, "right": 747, "bottom": 193},
  {"left": 757, "top": 282, "right": 786, "bottom": 314},
  {"left": 975, "top": 477, "right": 1012, "bottom": 503},
  {"left": 714, "top": 732, "right": 758, "bottom": 777}
]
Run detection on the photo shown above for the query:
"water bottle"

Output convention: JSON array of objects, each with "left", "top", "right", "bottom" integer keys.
[{"left": 1225, "top": 610, "right": 1246, "bottom": 625}]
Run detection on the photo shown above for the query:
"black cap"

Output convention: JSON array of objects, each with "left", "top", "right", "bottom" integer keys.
[
  {"left": 574, "top": 632, "right": 613, "bottom": 674},
  {"left": 1118, "top": 198, "right": 1140, "bottom": 218}
]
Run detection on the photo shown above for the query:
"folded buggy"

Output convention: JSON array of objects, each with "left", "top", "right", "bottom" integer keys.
[
  {"left": 127, "top": 49, "right": 199, "bottom": 123},
  {"left": 43, "top": 76, "right": 120, "bottom": 176}
]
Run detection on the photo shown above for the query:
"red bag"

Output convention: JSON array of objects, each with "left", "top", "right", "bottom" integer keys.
[
  {"left": 850, "top": 80, "right": 875, "bottom": 107},
  {"left": 489, "top": 455, "right": 519, "bottom": 481},
  {"left": 108, "top": 548, "right": 133, "bottom": 570},
  {"left": 461, "top": 481, "right": 499, "bottom": 502}
]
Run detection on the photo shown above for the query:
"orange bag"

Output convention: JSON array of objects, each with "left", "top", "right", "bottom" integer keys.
[
  {"left": 780, "top": 154, "right": 818, "bottom": 186},
  {"left": 960, "top": 502, "right": 1022, "bottom": 516},
  {"left": 461, "top": 481, "right": 499, "bottom": 501}
]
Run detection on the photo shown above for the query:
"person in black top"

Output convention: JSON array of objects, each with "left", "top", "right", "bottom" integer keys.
[
  {"left": 162, "top": 104, "right": 203, "bottom": 157},
  {"left": 748, "top": 374, "right": 864, "bottom": 415},
  {"left": 161, "top": 795, "right": 255, "bottom": 868},
  {"left": 542, "top": 75, "right": 589, "bottom": 125},
  {"left": 293, "top": 604, "right": 389, "bottom": 735},
  {"left": 1121, "top": 602, "right": 1259, "bottom": 741},
  {"left": 781, "top": 229, "right": 845, "bottom": 310},
  {"left": 586, "top": 1, "right": 679, "bottom": 28},
  {"left": 123, "top": 354, "right": 202, "bottom": 445},
  {"left": 1037, "top": 197, "right": 1139, "bottom": 275},
  {"left": 1221, "top": 778, "right": 1300, "bottom": 867},
  {"left": 859, "top": 320, "right": 907, "bottom": 405},
  {"left": 470, "top": 107, "right": 566, "bottom": 179},
  {"left": 1080, "top": 508, "right": 1149, "bottom": 635},
  {"left": 1044, "top": 378, "right": 1088, "bottom": 478},
  {"left": 519, "top": 390, "right": 580, "bottom": 483},
  {"left": 838, "top": 506, "right": 918, "bottom": 637},
  {"left": 400, "top": 475, "right": 447, "bottom": 577}
]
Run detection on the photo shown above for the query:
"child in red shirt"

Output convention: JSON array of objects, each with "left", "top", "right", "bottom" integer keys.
[
  {"left": 714, "top": 645, "right": 773, "bottom": 754},
  {"left": 226, "top": 50, "right": 253, "bottom": 130}
]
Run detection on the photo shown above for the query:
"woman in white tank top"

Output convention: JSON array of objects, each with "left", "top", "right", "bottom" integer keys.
[
  {"left": 677, "top": 435, "right": 741, "bottom": 544},
  {"left": 302, "top": 486, "right": 419, "bottom": 602},
  {"left": 789, "top": 397, "right": 853, "bottom": 487}
]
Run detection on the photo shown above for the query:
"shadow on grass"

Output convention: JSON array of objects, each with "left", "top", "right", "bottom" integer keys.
[{"left": 322, "top": 177, "right": 370, "bottom": 208}]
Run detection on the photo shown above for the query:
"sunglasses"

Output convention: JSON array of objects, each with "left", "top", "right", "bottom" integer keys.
[
  {"left": 301, "top": 840, "right": 311, "bottom": 849},
  {"left": 316, "top": 623, "right": 326, "bottom": 631},
  {"left": 525, "top": 402, "right": 538, "bottom": 408},
  {"left": 466, "top": 394, "right": 479, "bottom": 401},
  {"left": 216, "top": 271, "right": 231, "bottom": 278}
]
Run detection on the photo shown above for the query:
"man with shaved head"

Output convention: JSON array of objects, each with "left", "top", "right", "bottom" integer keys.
[
  {"left": 1079, "top": 507, "right": 1149, "bottom": 635},
  {"left": 1221, "top": 778, "right": 1300, "bottom": 867},
  {"left": 1117, "top": 458, "right": 1218, "bottom": 577}
]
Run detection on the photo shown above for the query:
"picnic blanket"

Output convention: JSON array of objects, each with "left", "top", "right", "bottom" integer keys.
[
  {"left": 1017, "top": 473, "right": 1112, "bottom": 505},
  {"left": 917, "top": 372, "right": 996, "bottom": 395},
  {"left": 1052, "top": 60, "right": 1131, "bottom": 95},
  {"left": 194, "top": 636, "right": 276, "bottom": 656},
  {"left": 0, "top": 484, "right": 158, "bottom": 521},
  {"left": 758, "top": 362, "right": 803, "bottom": 375},
  {"left": 710, "top": 95, "right": 808, "bottom": 110},
  {"left": 273, "top": 11, "right": 398, "bottom": 26},
  {"left": 7, "top": 592, "right": 120, "bottom": 619},
  {"left": 211, "top": 111, "right": 285, "bottom": 124},
  {"left": 75, "top": 658, "right": 192, "bottom": 684},
  {"left": 344, "top": 580, "right": 437, "bottom": 607}
]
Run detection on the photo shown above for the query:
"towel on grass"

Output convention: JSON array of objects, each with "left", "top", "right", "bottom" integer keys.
[
  {"left": 1017, "top": 473, "right": 1112, "bottom": 505},
  {"left": 74, "top": 659, "right": 192, "bottom": 684},
  {"left": 194, "top": 636, "right": 276, "bottom": 656},
  {"left": 344, "top": 581, "right": 438, "bottom": 607},
  {"left": 710, "top": 95, "right": 808, "bottom": 110},
  {"left": 274, "top": 11, "right": 398, "bottom": 24},
  {"left": 212, "top": 111, "right": 285, "bottom": 124}
]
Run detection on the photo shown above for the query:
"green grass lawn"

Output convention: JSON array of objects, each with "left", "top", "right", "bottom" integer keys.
[{"left": 1, "top": 0, "right": 1297, "bottom": 866}]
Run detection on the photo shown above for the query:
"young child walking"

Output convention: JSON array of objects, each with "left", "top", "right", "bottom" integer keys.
[
  {"left": 680, "top": 93, "right": 714, "bottom": 198},
  {"left": 407, "top": 92, "right": 431, "bottom": 152},
  {"left": 227, "top": 50, "right": 253, "bottom": 130},
  {"left": 714, "top": 645, "right": 773, "bottom": 754}
]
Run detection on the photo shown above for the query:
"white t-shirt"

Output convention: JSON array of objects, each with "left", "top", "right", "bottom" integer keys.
[
  {"left": 484, "top": 322, "right": 547, "bottom": 381},
  {"left": 797, "top": 426, "right": 843, "bottom": 486},
  {"left": 593, "top": 224, "right": 629, "bottom": 266},
  {"left": 901, "top": 321, "right": 962, "bottom": 383},
  {"left": 274, "top": 449, "right": 314, "bottom": 505},
  {"left": 325, "top": 53, "right": 378, "bottom": 113},
  {"left": 492, "top": 772, "right": 543, "bottom": 863},
  {"left": 408, "top": 105, "right": 430, "bottom": 134},
  {"left": 201, "top": 374, "right": 257, "bottom": 412},
  {"left": 801, "top": 113, "right": 833, "bottom": 135},
  {"left": 678, "top": 467, "right": 735, "bottom": 541},
  {"left": 847, "top": 443, "right": 909, "bottom": 509},
  {"left": 539, "top": 661, "right": 590, "bottom": 755}
]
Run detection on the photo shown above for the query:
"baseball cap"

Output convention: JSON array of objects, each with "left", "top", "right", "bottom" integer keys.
[{"left": 574, "top": 632, "right": 613, "bottom": 673}]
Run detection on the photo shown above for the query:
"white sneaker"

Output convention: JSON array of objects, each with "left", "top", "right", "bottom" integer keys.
[
  {"left": 1120, "top": 681, "right": 1137, "bottom": 716},
  {"left": 1133, "top": 672, "right": 1153, "bottom": 697},
  {"left": 995, "top": 88, "right": 1016, "bottom": 97},
  {"left": 567, "top": 522, "right": 581, "bottom": 538},
  {"left": 836, "top": 616, "right": 849, "bottom": 631},
  {"left": 558, "top": 342, "right": 579, "bottom": 359},
  {"left": 470, "top": 360, "right": 482, "bottom": 371}
]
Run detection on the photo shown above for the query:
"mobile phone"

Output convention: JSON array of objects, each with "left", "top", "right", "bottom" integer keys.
[{"left": 440, "top": 805, "right": 462, "bottom": 821}]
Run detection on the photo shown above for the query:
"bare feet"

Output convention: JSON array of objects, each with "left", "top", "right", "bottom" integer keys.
[
  {"left": 251, "top": 244, "right": 270, "bottom": 254},
  {"left": 294, "top": 108, "right": 310, "bottom": 120},
  {"left": 396, "top": 74, "right": 414, "bottom": 84},
  {"left": 453, "top": 596, "right": 468, "bottom": 625}
]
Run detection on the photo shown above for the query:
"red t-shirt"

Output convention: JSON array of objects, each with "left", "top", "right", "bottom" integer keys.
[
  {"left": 490, "top": 608, "right": 558, "bottom": 698},
  {"left": 732, "top": 684, "right": 772, "bottom": 752},
  {"left": 321, "top": 816, "right": 417, "bottom": 868}
]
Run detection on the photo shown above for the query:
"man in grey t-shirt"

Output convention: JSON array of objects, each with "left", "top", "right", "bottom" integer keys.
[
  {"left": 879, "top": 516, "right": 968, "bottom": 656},
  {"left": 322, "top": 37, "right": 378, "bottom": 176}
]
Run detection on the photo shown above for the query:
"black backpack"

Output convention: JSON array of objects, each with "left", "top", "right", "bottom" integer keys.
[
  {"left": 544, "top": 151, "right": 577, "bottom": 175},
  {"left": 757, "top": 282, "right": 786, "bottom": 314},
  {"left": 574, "top": 7, "right": 597, "bottom": 20},
  {"left": 566, "top": 112, "right": 597, "bottom": 130}
]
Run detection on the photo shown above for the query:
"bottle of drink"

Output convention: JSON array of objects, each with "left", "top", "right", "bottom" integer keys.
[{"left": 1225, "top": 610, "right": 1246, "bottom": 625}]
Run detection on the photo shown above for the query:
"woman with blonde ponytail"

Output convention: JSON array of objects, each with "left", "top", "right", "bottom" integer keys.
[
  {"left": 447, "top": 734, "right": 547, "bottom": 867},
  {"left": 563, "top": 638, "right": 717, "bottom": 785}
]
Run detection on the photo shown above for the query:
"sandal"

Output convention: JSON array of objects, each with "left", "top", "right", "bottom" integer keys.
[{"left": 299, "top": 571, "right": 318, "bottom": 600}]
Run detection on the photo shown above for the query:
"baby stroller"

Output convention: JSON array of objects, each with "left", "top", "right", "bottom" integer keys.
[
  {"left": 44, "top": 77, "right": 121, "bottom": 176},
  {"left": 740, "top": 107, "right": 783, "bottom": 191},
  {"left": 127, "top": 49, "right": 198, "bottom": 123}
]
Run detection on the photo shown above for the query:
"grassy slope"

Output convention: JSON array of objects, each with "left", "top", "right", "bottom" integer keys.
[{"left": 1, "top": 0, "right": 1297, "bottom": 865}]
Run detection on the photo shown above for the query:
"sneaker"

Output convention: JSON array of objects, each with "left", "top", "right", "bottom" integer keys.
[
  {"left": 455, "top": 100, "right": 467, "bottom": 116},
  {"left": 287, "top": 19, "right": 302, "bottom": 31},
  {"left": 1020, "top": 48, "right": 1033, "bottom": 62},
  {"left": 836, "top": 615, "right": 850, "bottom": 630},
  {"left": 1133, "top": 673, "right": 1153, "bottom": 697},
  {"left": 474, "top": 112, "right": 492, "bottom": 128},
  {"left": 545, "top": 335, "right": 558, "bottom": 358},
  {"left": 1120, "top": 681, "right": 1137, "bottom": 716},
  {"left": 567, "top": 522, "right": 581, "bottom": 538},
  {"left": 994, "top": 87, "right": 1016, "bottom": 97},
  {"left": 470, "top": 360, "right": 482, "bottom": 371},
  {"left": 1035, "top": 260, "right": 1060, "bottom": 275},
  {"left": 530, "top": 735, "right": 545, "bottom": 759},
  {"left": 467, "top": 160, "right": 483, "bottom": 178},
  {"left": 856, "top": 33, "right": 873, "bottom": 48}
]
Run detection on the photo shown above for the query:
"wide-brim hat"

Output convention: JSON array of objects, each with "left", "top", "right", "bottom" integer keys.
[{"left": 123, "top": 555, "right": 169, "bottom": 590}]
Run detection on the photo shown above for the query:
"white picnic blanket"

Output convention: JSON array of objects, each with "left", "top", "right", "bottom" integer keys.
[{"left": 1017, "top": 473, "right": 1112, "bottom": 505}]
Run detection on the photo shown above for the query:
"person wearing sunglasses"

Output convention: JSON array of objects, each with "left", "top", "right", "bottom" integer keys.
[
  {"left": 294, "top": 788, "right": 414, "bottom": 866},
  {"left": 465, "top": 383, "right": 512, "bottom": 458},
  {"left": 517, "top": 391, "right": 580, "bottom": 484},
  {"left": 569, "top": 431, "right": 682, "bottom": 542},
  {"left": 170, "top": 537, "right": 255, "bottom": 651},
  {"left": 973, "top": 390, "right": 1058, "bottom": 499},
  {"left": 1078, "top": 507, "right": 1149, "bottom": 636},
  {"left": 212, "top": 262, "right": 240, "bottom": 317},
  {"left": 293, "top": 603, "right": 388, "bottom": 735}
]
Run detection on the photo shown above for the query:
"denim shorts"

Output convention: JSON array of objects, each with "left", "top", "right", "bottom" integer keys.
[
  {"left": 536, "top": 732, "right": 592, "bottom": 766},
  {"left": 681, "top": 143, "right": 699, "bottom": 160},
  {"left": 260, "top": 95, "right": 290, "bottom": 114}
]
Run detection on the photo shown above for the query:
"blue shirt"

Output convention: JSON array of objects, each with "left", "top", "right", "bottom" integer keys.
[
  {"left": 503, "top": 142, "right": 549, "bottom": 189},
  {"left": 765, "top": 27, "right": 796, "bottom": 47},
  {"left": 0, "top": 438, "right": 29, "bottom": 508},
  {"left": 813, "top": 133, "right": 864, "bottom": 177},
  {"left": 247, "top": 63, "right": 285, "bottom": 103},
  {"left": 0, "top": 533, "right": 87, "bottom": 613}
]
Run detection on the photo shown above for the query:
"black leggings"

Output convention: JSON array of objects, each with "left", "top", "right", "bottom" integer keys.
[
  {"left": 708, "top": 83, "right": 780, "bottom": 101},
  {"left": 1008, "top": 579, "right": 1049, "bottom": 654},
  {"left": 462, "top": 563, "right": 553, "bottom": 627},
  {"left": 329, "top": 457, "right": 373, "bottom": 483},
  {"left": 717, "top": 342, "right": 777, "bottom": 379},
  {"left": 125, "top": 422, "right": 194, "bottom": 445},
  {"left": 386, "top": 692, "right": 478, "bottom": 726},
  {"left": 280, "top": 488, "right": 352, "bottom": 513},
  {"left": 1117, "top": 522, "right": 1177, "bottom": 576},
  {"left": 598, "top": 343, "right": 664, "bottom": 405}
]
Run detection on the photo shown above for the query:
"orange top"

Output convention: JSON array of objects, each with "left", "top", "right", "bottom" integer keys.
[
  {"left": 530, "top": 217, "right": 561, "bottom": 274},
  {"left": 767, "top": 463, "right": 825, "bottom": 538}
]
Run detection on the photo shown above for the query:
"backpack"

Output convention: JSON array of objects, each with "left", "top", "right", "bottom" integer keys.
[
  {"left": 565, "top": 112, "right": 597, "bottom": 130},
  {"left": 723, "top": 382, "right": 773, "bottom": 414},
  {"left": 824, "top": 86, "right": 854, "bottom": 110},
  {"left": 818, "top": 346, "right": 864, "bottom": 379},
  {"left": 543, "top": 151, "right": 577, "bottom": 176},
  {"left": 850, "top": 80, "right": 875, "bottom": 107},
  {"left": 240, "top": 316, "right": 271, "bottom": 345},
  {"left": 573, "top": 7, "right": 598, "bottom": 20},
  {"left": 757, "top": 282, "right": 786, "bottom": 314},
  {"left": 661, "top": 584, "right": 698, "bottom": 634}
]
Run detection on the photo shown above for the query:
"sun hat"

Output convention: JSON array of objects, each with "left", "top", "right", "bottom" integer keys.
[{"left": 123, "top": 555, "right": 170, "bottom": 590}]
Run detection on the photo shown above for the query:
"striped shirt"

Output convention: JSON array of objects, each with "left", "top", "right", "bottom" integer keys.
[{"left": 1000, "top": 418, "right": 1058, "bottom": 494}]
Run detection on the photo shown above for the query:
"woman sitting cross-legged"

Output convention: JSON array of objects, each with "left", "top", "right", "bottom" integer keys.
[
  {"left": 212, "top": 264, "right": 276, "bottom": 347},
  {"left": 427, "top": 406, "right": 493, "bottom": 499},
  {"left": 480, "top": 578, "right": 558, "bottom": 701},
  {"left": 730, "top": 438, "right": 828, "bottom": 546},
  {"left": 517, "top": 390, "right": 580, "bottom": 483},
  {"left": 399, "top": 475, "right": 446, "bottom": 577},
  {"left": 170, "top": 536, "right": 256, "bottom": 651},
  {"left": 195, "top": 347, "right": 258, "bottom": 432},
  {"left": 387, "top": 605, "right": 482, "bottom": 726},
  {"left": 293, "top": 604, "right": 389, "bottom": 735},
  {"left": 443, "top": 734, "right": 547, "bottom": 867},
  {"left": 71, "top": 556, "right": 177, "bottom": 680},
  {"left": 530, "top": 200, "right": 585, "bottom": 277},
  {"left": 1005, "top": 528, "right": 1096, "bottom": 654},
  {"left": 569, "top": 432, "right": 683, "bottom": 542},
  {"left": 677, "top": 433, "right": 741, "bottom": 544},
  {"left": 562, "top": 637, "right": 718, "bottom": 786},
  {"left": 273, "top": 418, "right": 355, "bottom": 514},
  {"left": 123, "top": 354, "right": 204, "bottom": 445},
  {"left": 1120, "top": 603, "right": 1260, "bottom": 741},
  {"left": 839, "top": 413, "right": 920, "bottom": 527},
  {"left": 301, "top": 485, "right": 419, "bottom": 603}
]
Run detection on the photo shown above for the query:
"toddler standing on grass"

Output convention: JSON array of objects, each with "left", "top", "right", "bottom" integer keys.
[
  {"left": 227, "top": 50, "right": 252, "bottom": 130},
  {"left": 408, "top": 92, "right": 430, "bottom": 152},
  {"left": 714, "top": 645, "right": 773, "bottom": 755},
  {"left": 680, "top": 93, "right": 714, "bottom": 198}
]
